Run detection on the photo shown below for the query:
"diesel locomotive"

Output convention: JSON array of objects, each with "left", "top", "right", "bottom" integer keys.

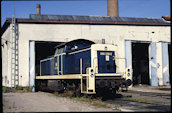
[{"left": 35, "top": 39, "right": 129, "bottom": 96}]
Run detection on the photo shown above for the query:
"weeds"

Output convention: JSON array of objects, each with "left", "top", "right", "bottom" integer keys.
[
  {"left": 24, "top": 86, "right": 34, "bottom": 92},
  {"left": 16, "top": 85, "right": 22, "bottom": 90},
  {"left": 2, "top": 87, "right": 8, "bottom": 93},
  {"left": 73, "top": 96, "right": 112, "bottom": 108},
  {"left": 53, "top": 92, "right": 112, "bottom": 109},
  {"left": 121, "top": 97, "right": 152, "bottom": 104},
  {"left": 8, "top": 106, "right": 11, "bottom": 109},
  {"left": 3, "top": 86, "right": 34, "bottom": 93},
  {"left": 13, "top": 102, "right": 16, "bottom": 108},
  {"left": 113, "top": 106, "right": 119, "bottom": 110},
  {"left": 7, "top": 102, "right": 16, "bottom": 109},
  {"left": 3, "top": 98, "right": 8, "bottom": 106}
]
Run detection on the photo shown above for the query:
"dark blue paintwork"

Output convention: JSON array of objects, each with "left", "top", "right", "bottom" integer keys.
[
  {"left": 63, "top": 49, "right": 91, "bottom": 75},
  {"left": 41, "top": 49, "right": 91, "bottom": 75},
  {"left": 55, "top": 39, "right": 95, "bottom": 54},
  {"left": 41, "top": 57, "right": 56, "bottom": 75},
  {"left": 40, "top": 39, "right": 93, "bottom": 76},
  {"left": 40, "top": 39, "right": 117, "bottom": 76},
  {"left": 97, "top": 51, "right": 116, "bottom": 73}
]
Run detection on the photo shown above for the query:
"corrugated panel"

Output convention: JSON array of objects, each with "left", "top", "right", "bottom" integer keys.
[
  {"left": 41, "top": 15, "right": 49, "bottom": 20},
  {"left": 47, "top": 15, "right": 57, "bottom": 20},
  {"left": 64, "top": 15, "right": 73, "bottom": 20},
  {"left": 76, "top": 16, "right": 86, "bottom": 21},
  {"left": 125, "top": 17, "right": 135, "bottom": 22},
  {"left": 103, "top": 17, "right": 112, "bottom": 21},
  {"left": 111, "top": 17, "right": 121, "bottom": 21},
  {"left": 89, "top": 16, "right": 97, "bottom": 21},
  {"left": 146, "top": 18, "right": 154, "bottom": 23},
  {"left": 29, "top": 14, "right": 169, "bottom": 23}
]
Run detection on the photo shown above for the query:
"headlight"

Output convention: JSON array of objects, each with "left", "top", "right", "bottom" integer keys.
[
  {"left": 127, "top": 73, "right": 130, "bottom": 76},
  {"left": 90, "top": 74, "right": 94, "bottom": 77}
]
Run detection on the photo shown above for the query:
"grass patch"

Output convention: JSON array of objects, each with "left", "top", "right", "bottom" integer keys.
[
  {"left": 121, "top": 97, "right": 152, "bottom": 104},
  {"left": 3, "top": 98, "right": 8, "bottom": 106},
  {"left": 8, "top": 106, "right": 11, "bottom": 109},
  {"left": 2, "top": 86, "right": 15, "bottom": 93},
  {"left": 53, "top": 92, "right": 113, "bottom": 109},
  {"left": 13, "top": 102, "right": 16, "bottom": 108},
  {"left": 54, "top": 91, "right": 75, "bottom": 98},
  {"left": 15, "top": 86, "right": 34, "bottom": 92},
  {"left": 113, "top": 106, "right": 119, "bottom": 110},
  {"left": 16, "top": 85, "right": 22, "bottom": 90},
  {"left": 23, "top": 86, "right": 34, "bottom": 92},
  {"left": 2, "top": 87, "right": 8, "bottom": 93},
  {"left": 72, "top": 96, "right": 112, "bottom": 108},
  {"left": 3, "top": 86, "right": 34, "bottom": 93}
]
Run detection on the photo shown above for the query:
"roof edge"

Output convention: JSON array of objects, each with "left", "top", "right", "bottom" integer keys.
[
  {"left": 1, "top": 17, "right": 171, "bottom": 36},
  {"left": 5, "top": 18, "right": 171, "bottom": 26},
  {"left": 1, "top": 20, "right": 11, "bottom": 36}
]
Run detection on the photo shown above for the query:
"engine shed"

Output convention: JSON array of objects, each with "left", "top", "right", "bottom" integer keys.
[{"left": 1, "top": 13, "right": 171, "bottom": 90}]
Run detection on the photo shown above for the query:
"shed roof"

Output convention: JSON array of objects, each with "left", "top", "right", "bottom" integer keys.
[
  {"left": 1, "top": 14, "right": 171, "bottom": 36},
  {"left": 29, "top": 14, "right": 169, "bottom": 24}
]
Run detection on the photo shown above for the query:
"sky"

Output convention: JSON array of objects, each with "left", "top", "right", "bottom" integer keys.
[{"left": 1, "top": 0, "right": 171, "bottom": 26}]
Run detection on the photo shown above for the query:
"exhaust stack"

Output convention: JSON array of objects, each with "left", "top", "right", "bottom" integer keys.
[
  {"left": 107, "top": 0, "right": 119, "bottom": 17},
  {"left": 37, "top": 4, "right": 41, "bottom": 15}
]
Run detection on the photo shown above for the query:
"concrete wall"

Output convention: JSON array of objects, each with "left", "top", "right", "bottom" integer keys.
[
  {"left": 2, "top": 24, "right": 12, "bottom": 87},
  {"left": 2, "top": 23, "right": 170, "bottom": 87}
]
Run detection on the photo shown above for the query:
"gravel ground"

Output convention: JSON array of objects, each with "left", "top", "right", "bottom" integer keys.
[
  {"left": 3, "top": 85, "right": 171, "bottom": 112},
  {"left": 3, "top": 92, "right": 118, "bottom": 112},
  {"left": 105, "top": 85, "right": 171, "bottom": 112}
]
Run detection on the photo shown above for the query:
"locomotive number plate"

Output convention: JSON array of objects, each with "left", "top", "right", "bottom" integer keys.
[{"left": 100, "top": 52, "right": 112, "bottom": 56}]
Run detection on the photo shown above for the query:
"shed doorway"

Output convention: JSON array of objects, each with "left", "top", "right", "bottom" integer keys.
[
  {"left": 35, "top": 41, "right": 63, "bottom": 76},
  {"left": 132, "top": 43, "right": 150, "bottom": 86}
]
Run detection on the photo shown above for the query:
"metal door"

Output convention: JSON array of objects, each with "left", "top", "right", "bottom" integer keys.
[
  {"left": 149, "top": 42, "right": 158, "bottom": 86},
  {"left": 162, "top": 42, "right": 169, "bottom": 85}
]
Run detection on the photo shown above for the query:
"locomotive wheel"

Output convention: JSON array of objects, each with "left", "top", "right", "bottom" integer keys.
[
  {"left": 112, "top": 88, "right": 117, "bottom": 95},
  {"left": 75, "top": 83, "right": 82, "bottom": 97},
  {"left": 65, "top": 82, "right": 76, "bottom": 97},
  {"left": 35, "top": 80, "right": 41, "bottom": 92}
]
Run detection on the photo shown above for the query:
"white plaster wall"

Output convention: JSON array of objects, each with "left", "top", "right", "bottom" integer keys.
[
  {"left": 2, "top": 25, "right": 12, "bottom": 87},
  {"left": 3, "top": 23, "right": 170, "bottom": 86}
]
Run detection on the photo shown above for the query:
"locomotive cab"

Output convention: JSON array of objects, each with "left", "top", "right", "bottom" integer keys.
[{"left": 80, "top": 44, "right": 126, "bottom": 94}]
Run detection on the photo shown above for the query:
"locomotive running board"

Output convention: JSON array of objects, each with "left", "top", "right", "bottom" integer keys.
[
  {"left": 35, "top": 74, "right": 82, "bottom": 79},
  {"left": 36, "top": 74, "right": 96, "bottom": 94}
]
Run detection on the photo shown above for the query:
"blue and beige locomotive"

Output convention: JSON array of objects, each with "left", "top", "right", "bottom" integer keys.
[{"left": 36, "top": 39, "right": 128, "bottom": 96}]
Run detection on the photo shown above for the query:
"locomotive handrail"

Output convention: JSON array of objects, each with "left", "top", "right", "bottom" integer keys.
[
  {"left": 40, "top": 56, "right": 55, "bottom": 62},
  {"left": 80, "top": 58, "right": 82, "bottom": 74},
  {"left": 93, "top": 57, "right": 98, "bottom": 73}
]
